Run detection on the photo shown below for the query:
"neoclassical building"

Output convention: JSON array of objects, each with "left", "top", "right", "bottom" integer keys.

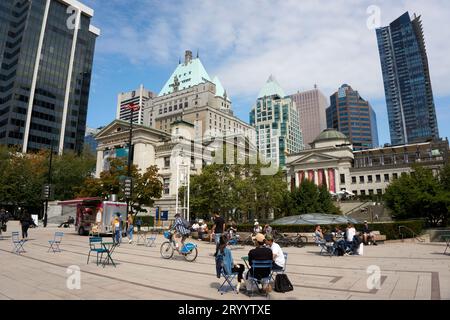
[{"left": 287, "top": 129, "right": 449, "bottom": 196}]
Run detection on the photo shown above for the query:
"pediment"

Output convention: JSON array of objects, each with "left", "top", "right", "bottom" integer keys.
[
  {"left": 95, "top": 120, "right": 170, "bottom": 141},
  {"left": 289, "top": 152, "right": 340, "bottom": 165}
]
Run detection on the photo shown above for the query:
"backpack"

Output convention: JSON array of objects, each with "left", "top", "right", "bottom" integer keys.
[
  {"left": 182, "top": 218, "right": 191, "bottom": 230},
  {"left": 274, "top": 274, "right": 294, "bottom": 293}
]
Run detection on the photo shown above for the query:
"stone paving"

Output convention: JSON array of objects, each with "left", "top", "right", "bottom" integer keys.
[{"left": 0, "top": 222, "right": 449, "bottom": 300}]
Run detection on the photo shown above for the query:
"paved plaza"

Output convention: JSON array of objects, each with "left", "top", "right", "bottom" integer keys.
[{"left": 0, "top": 221, "right": 449, "bottom": 300}]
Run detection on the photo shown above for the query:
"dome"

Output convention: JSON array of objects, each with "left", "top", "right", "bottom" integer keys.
[{"left": 313, "top": 129, "right": 348, "bottom": 143}]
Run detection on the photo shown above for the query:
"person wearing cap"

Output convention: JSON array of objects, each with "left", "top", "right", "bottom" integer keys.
[
  {"left": 253, "top": 221, "right": 262, "bottom": 234},
  {"left": 264, "top": 234, "right": 285, "bottom": 271},
  {"left": 362, "top": 221, "right": 377, "bottom": 245},
  {"left": 246, "top": 233, "right": 273, "bottom": 280}
]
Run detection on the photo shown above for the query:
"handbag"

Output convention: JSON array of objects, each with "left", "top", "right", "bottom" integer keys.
[{"left": 274, "top": 274, "right": 294, "bottom": 293}]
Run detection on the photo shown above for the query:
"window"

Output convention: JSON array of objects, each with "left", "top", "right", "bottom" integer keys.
[
  {"left": 164, "top": 157, "right": 170, "bottom": 168},
  {"left": 368, "top": 175, "right": 373, "bottom": 183},
  {"left": 340, "top": 174, "right": 345, "bottom": 184},
  {"left": 377, "top": 189, "right": 383, "bottom": 195},
  {"left": 384, "top": 174, "right": 389, "bottom": 182},
  {"left": 375, "top": 175, "right": 381, "bottom": 182},
  {"left": 359, "top": 176, "right": 364, "bottom": 183},
  {"left": 360, "top": 190, "right": 366, "bottom": 196},
  {"left": 163, "top": 178, "right": 170, "bottom": 194},
  {"left": 368, "top": 189, "right": 374, "bottom": 195},
  {"left": 352, "top": 190, "right": 357, "bottom": 196},
  {"left": 393, "top": 173, "right": 398, "bottom": 180},
  {"left": 352, "top": 177, "right": 357, "bottom": 184}
]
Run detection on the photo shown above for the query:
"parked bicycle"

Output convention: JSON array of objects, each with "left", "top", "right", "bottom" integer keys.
[{"left": 160, "top": 231, "right": 198, "bottom": 262}]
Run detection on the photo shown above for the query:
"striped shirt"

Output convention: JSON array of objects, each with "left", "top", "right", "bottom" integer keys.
[{"left": 173, "top": 217, "right": 190, "bottom": 235}]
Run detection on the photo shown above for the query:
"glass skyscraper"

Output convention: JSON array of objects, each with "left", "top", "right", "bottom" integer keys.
[
  {"left": 250, "top": 75, "right": 303, "bottom": 168},
  {"left": 326, "top": 84, "right": 378, "bottom": 151},
  {"left": 0, "top": 0, "right": 99, "bottom": 154},
  {"left": 376, "top": 12, "right": 439, "bottom": 145}
]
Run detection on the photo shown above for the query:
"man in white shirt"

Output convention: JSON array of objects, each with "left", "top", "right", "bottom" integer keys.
[
  {"left": 264, "top": 234, "right": 285, "bottom": 271},
  {"left": 346, "top": 223, "right": 356, "bottom": 242}
]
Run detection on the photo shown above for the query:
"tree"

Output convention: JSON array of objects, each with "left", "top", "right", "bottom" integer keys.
[
  {"left": 290, "top": 180, "right": 341, "bottom": 215},
  {"left": 76, "top": 158, "right": 163, "bottom": 215},
  {"left": 384, "top": 165, "right": 450, "bottom": 227}
]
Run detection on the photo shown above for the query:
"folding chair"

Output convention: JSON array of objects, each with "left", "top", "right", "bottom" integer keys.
[
  {"left": 314, "top": 235, "right": 334, "bottom": 257},
  {"left": 87, "top": 237, "right": 108, "bottom": 266},
  {"left": 218, "top": 269, "right": 239, "bottom": 295},
  {"left": 48, "top": 232, "right": 64, "bottom": 253},
  {"left": 272, "top": 252, "right": 288, "bottom": 280},
  {"left": 11, "top": 232, "right": 26, "bottom": 254},
  {"left": 145, "top": 235, "right": 157, "bottom": 247},
  {"left": 247, "top": 260, "right": 273, "bottom": 297}
]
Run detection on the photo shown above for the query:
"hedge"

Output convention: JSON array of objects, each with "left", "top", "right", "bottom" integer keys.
[
  {"left": 135, "top": 215, "right": 154, "bottom": 226},
  {"left": 233, "top": 220, "right": 426, "bottom": 241}
]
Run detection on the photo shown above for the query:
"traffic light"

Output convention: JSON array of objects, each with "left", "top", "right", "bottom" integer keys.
[
  {"left": 124, "top": 177, "right": 133, "bottom": 199},
  {"left": 42, "top": 184, "right": 52, "bottom": 200}
]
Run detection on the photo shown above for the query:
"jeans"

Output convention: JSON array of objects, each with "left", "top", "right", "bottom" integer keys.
[
  {"left": 114, "top": 230, "right": 121, "bottom": 244},
  {"left": 128, "top": 225, "right": 133, "bottom": 241},
  {"left": 214, "top": 233, "right": 222, "bottom": 245}
]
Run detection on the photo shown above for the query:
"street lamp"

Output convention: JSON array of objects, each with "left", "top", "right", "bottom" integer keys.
[
  {"left": 43, "top": 140, "right": 55, "bottom": 227},
  {"left": 125, "top": 102, "right": 139, "bottom": 216}
]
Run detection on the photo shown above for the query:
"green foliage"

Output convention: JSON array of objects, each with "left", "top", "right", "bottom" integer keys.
[
  {"left": 76, "top": 158, "right": 163, "bottom": 214},
  {"left": 290, "top": 180, "right": 341, "bottom": 215},
  {"left": 384, "top": 165, "right": 449, "bottom": 227}
]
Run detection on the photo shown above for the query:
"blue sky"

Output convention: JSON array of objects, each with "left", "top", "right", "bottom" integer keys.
[{"left": 84, "top": 0, "right": 450, "bottom": 146}]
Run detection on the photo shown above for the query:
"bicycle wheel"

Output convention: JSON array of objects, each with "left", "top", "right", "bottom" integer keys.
[
  {"left": 295, "top": 236, "right": 306, "bottom": 248},
  {"left": 160, "top": 241, "right": 174, "bottom": 259},
  {"left": 183, "top": 247, "right": 198, "bottom": 262}
]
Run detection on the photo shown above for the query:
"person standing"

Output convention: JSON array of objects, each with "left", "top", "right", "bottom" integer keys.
[
  {"left": 19, "top": 210, "right": 31, "bottom": 239},
  {"left": 212, "top": 212, "right": 225, "bottom": 254},
  {"left": 127, "top": 212, "right": 134, "bottom": 244},
  {"left": 112, "top": 214, "right": 121, "bottom": 245}
]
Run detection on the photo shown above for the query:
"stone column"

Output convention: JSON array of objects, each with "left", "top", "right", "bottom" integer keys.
[
  {"left": 95, "top": 149, "right": 104, "bottom": 178},
  {"left": 314, "top": 170, "right": 319, "bottom": 186}
]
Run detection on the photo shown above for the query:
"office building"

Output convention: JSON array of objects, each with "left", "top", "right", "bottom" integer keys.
[
  {"left": 290, "top": 86, "right": 327, "bottom": 148},
  {"left": 0, "top": 0, "right": 99, "bottom": 154},
  {"left": 250, "top": 75, "right": 303, "bottom": 168},
  {"left": 117, "top": 85, "right": 154, "bottom": 125},
  {"left": 326, "top": 84, "right": 378, "bottom": 150},
  {"left": 376, "top": 12, "right": 439, "bottom": 145}
]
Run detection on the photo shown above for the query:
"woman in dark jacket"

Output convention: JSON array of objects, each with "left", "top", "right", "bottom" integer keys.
[{"left": 19, "top": 210, "right": 32, "bottom": 239}]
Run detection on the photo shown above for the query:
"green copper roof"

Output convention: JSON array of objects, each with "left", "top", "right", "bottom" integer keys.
[
  {"left": 212, "top": 76, "right": 230, "bottom": 102},
  {"left": 159, "top": 57, "right": 211, "bottom": 96},
  {"left": 313, "top": 129, "right": 348, "bottom": 143},
  {"left": 257, "top": 75, "right": 286, "bottom": 99}
]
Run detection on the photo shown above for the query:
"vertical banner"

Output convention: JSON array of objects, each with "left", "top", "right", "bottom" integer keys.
[
  {"left": 298, "top": 171, "right": 305, "bottom": 186},
  {"left": 318, "top": 169, "right": 324, "bottom": 187},
  {"left": 308, "top": 170, "right": 315, "bottom": 183},
  {"left": 328, "top": 168, "right": 336, "bottom": 193},
  {"left": 291, "top": 175, "right": 295, "bottom": 191}
]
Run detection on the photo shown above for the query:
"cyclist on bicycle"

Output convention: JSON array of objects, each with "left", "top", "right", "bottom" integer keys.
[{"left": 171, "top": 213, "right": 190, "bottom": 251}]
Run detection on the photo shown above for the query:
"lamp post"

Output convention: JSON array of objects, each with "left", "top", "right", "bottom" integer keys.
[
  {"left": 43, "top": 140, "right": 54, "bottom": 227},
  {"left": 125, "top": 103, "right": 139, "bottom": 217}
]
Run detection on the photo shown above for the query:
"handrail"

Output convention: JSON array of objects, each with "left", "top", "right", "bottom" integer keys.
[{"left": 398, "top": 225, "right": 425, "bottom": 242}]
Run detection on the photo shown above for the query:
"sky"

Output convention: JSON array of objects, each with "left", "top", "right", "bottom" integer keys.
[{"left": 83, "top": 0, "right": 450, "bottom": 146}]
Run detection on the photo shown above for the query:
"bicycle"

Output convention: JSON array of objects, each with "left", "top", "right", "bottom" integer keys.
[
  {"left": 291, "top": 233, "right": 308, "bottom": 248},
  {"left": 160, "top": 231, "right": 198, "bottom": 262}
]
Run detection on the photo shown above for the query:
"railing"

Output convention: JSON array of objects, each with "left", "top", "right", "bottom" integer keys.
[
  {"left": 344, "top": 201, "right": 371, "bottom": 216},
  {"left": 398, "top": 225, "right": 425, "bottom": 242}
]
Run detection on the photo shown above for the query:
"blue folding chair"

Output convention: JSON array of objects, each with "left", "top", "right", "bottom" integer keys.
[
  {"left": 48, "top": 232, "right": 64, "bottom": 253},
  {"left": 146, "top": 235, "right": 157, "bottom": 247},
  {"left": 87, "top": 237, "right": 107, "bottom": 266},
  {"left": 313, "top": 235, "right": 335, "bottom": 257},
  {"left": 247, "top": 260, "right": 273, "bottom": 297},
  {"left": 11, "top": 232, "right": 26, "bottom": 254}
]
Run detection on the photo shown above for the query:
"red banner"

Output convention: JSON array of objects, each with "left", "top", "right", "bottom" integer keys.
[
  {"left": 318, "top": 169, "right": 324, "bottom": 187},
  {"left": 308, "top": 170, "right": 315, "bottom": 183},
  {"left": 328, "top": 168, "right": 335, "bottom": 193},
  {"left": 298, "top": 171, "right": 305, "bottom": 186}
]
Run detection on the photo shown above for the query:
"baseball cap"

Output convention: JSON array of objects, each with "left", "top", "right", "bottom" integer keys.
[
  {"left": 255, "top": 233, "right": 265, "bottom": 242},
  {"left": 265, "top": 234, "right": 273, "bottom": 241}
]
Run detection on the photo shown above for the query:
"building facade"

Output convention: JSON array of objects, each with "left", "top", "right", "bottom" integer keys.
[
  {"left": 84, "top": 126, "right": 101, "bottom": 153},
  {"left": 290, "top": 86, "right": 327, "bottom": 148},
  {"left": 143, "top": 50, "right": 255, "bottom": 145},
  {"left": 0, "top": 0, "right": 99, "bottom": 154},
  {"left": 326, "top": 84, "right": 378, "bottom": 151},
  {"left": 116, "top": 85, "right": 154, "bottom": 125},
  {"left": 287, "top": 129, "right": 448, "bottom": 197},
  {"left": 250, "top": 75, "right": 303, "bottom": 168},
  {"left": 376, "top": 12, "right": 439, "bottom": 145}
]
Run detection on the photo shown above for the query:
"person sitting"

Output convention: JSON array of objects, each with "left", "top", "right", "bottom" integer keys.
[
  {"left": 253, "top": 222, "right": 262, "bottom": 235},
  {"left": 215, "top": 235, "right": 245, "bottom": 292},
  {"left": 191, "top": 221, "right": 200, "bottom": 232},
  {"left": 198, "top": 220, "right": 208, "bottom": 240},
  {"left": 314, "top": 225, "right": 324, "bottom": 240},
  {"left": 58, "top": 216, "right": 75, "bottom": 228},
  {"left": 264, "top": 234, "right": 285, "bottom": 271},
  {"left": 362, "top": 221, "right": 377, "bottom": 245},
  {"left": 246, "top": 233, "right": 273, "bottom": 281},
  {"left": 263, "top": 224, "right": 272, "bottom": 235},
  {"left": 344, "top": 223, "right": 359, "bottom": 254},
  {"left": 171, "top": 213, "right": 191, "bottom": 250}
]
